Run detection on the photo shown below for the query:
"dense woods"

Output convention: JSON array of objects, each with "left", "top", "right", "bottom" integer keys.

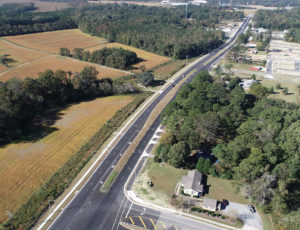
[
  {"left": 78, "top": 4, "right": 243, "bottom": 59},
  {"left": 0, "top": 3, "right": 243, "bottom": 59},
  {"left": 0, "top": 66, "right": 136, "bottom": 144},
  {"left": 61, "top": 47, "right": 138, "bottom": 69},
  {"left": 157, "top": 71, "right": 300, "bottom": 230},
  {"left": 254, "top": 7, "right": 300, "bottom": 43},
  {"left": 254, "top": 8, "right": 300, "bottom": 30},
  {"left": 0, "top": 3, "right": 76, "bottom": 36}
]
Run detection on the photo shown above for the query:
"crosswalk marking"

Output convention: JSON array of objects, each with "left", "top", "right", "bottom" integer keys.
[
  {"left": 139, "top": 216, "right": 147, "bottom": 229},
  {"left": 150, "top": 218, "right": 157, "bottom": 230},
  {"left": 129, "top": 217, "right": 135, "bottom": 225}
]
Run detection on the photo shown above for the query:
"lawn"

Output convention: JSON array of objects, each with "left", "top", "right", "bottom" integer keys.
[
  {"left": 261, "top": 78, "right": 299, "bottom": 103},
  {"left": 147, "top": 160, "right": 187, "bottom": 196},
  {"left": 0, "top": 95, "right": 133, "bottom": 222},
  {"left": 86, "top": 42, "right": 170, "bottom": 72},
  {"left": 0, "top": 55, "right": 128, "bottom": 81},
  {"left": 4, "top": 29, "right": 107, "bottom": 54},
  {"left": 206, "top": 176, "right": 248, "bottom": 204}
]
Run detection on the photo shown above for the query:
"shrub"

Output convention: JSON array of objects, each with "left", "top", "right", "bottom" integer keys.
[
  {"left": 221, "top": 215, "right": 226, "bottom": 219},
  {"left": 276, "top": 83, "right": 281, "bottom": 89}
]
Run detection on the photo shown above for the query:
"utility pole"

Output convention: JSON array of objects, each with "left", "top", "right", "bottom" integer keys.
[
  {"left": 6, "top": 211, "right": 12, "bottom": 227},
  {"left": 185, "top": 3, "right": 188, "bottom": 20}
]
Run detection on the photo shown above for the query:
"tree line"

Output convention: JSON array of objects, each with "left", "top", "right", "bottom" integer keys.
[
  {"left": 156, "top": 71, "right": 300, "bottom": 229},
  {"left": 254, "top": 7, "right": 300, "bottom": 43},
  {"left": 0, "top": 66, "right": 137, "bottom": 144},
  {"left": 77, "top": 4, "right": 243, "bottom": 59},
  {"left": 60, "top": 47, "right": 138, "bottom": 70},
  {"left": 210, "top": 0, "right": 300, "bottom": 7},
  {"left": 0, "top": 3, "right": 76, "bottom": 36},
  {"left": 0, "top": 3, "right": 244, "bottom": 59}
]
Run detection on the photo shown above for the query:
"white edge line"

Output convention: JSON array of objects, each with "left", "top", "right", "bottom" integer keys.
[
  {"left": 38, "top": 50, "right": 201, "bottom": 230},
  {"left": 39, "top": 17, "right": 250, "bottom": 229}
]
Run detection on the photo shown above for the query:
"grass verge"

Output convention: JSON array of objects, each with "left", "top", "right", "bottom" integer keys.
[
  {"left": 1, "top": 92, "right": 150, "bottom": 230},
  {"left": 100, "top": 171, "right": 119, "bottom": 193},
  {"left": 102, "top": 68, "right": 193, "bottom": 193},
  {"left": 191, "top": 212, "right": 244, "bottom": 229},
  {"left": 260, "top": 211, "right": 274, "bottom": 230}
]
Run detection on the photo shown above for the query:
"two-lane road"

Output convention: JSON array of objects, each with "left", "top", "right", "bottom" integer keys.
[{"left": 41, "top": 16, "right": 251, "bottom": 230}]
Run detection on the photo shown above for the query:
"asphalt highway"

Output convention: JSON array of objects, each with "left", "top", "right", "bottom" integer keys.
[{"left": 45, "top": 16, "right": 251, "bottom": 230}]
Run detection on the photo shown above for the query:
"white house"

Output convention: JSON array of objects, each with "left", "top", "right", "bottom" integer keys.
[
  {"left": 181, "top": 170, "right": 204, "bottom": 196},
  {"left": 239, "top": 79, "right": 257, "bottom": 90}
]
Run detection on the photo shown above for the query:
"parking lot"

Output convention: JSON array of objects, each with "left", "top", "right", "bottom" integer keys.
[{"left": 269, "top": 40, "right": 300, "bottom": 78}]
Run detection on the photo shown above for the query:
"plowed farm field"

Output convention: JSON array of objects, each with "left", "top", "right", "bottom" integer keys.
[
  {"left": 0, "top": 39, "right": 48, "bottom": 71},
  {"left": 4, "top": 29, "right": 107, "bottom": 54},
  {"left": 86, "top": 42, "right": 170, "bottom": 72},
  {"left": 0, "top": 56, "right": 128, "bottom": 81},
  {"left": 0, "top": 95, "right": 133, "bottom": 222}
]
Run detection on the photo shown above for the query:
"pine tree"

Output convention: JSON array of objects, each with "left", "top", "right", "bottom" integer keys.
[{"left": 196, "top": 157, "right": 205, "bottom": 173}]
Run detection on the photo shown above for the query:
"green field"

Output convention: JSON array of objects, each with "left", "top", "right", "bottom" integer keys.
[
  {"left": 147, "top": 159, "right": 187, "bottom": 196},
  {"left": 261, "top": 78, "right": 299, "bottom": 103}
]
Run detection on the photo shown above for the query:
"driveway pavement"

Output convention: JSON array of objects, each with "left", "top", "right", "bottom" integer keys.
[{"left": 220, "top": 202, "right": 263, "bottom": 230}]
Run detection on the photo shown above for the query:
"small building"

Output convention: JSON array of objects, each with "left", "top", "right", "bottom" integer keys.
[
  {"left": 239, "top": 79, "right": 257, "bottom": 90},
  {"left": 202, "top": 197, "right": 218, "bottom": 211},
  {"left": 181, "top": 170, "right": 204, "bottom": 197}
]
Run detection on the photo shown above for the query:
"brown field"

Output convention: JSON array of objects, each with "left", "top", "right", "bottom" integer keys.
[
  {"left": 0, "top": 56, "right": 128, "bottom": 81},
  {"left": 0, "top": 95, "right": 133, "bottom": 222},
  {"left": 4, "top": 29, "right": 108, "bottom": 54},
  {"left": 0, "top": 65, "right": 7, "bottom": 73},
  {"left": 0, "top": 0, "right": 69, "bottom": 12},
  {"left": 0, "top": 39, "right": 48, "bottom": 71},
  {"left": 86, "top": 43, "right": 171, "bottom": 72},
  {"left": 153, "top": 59, "right": 186, "bottom": 80}
]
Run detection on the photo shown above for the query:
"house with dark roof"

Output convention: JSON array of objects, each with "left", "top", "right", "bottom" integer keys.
[
  {"left": 181, "top": 170, "right": 204, "bottom": 197},
  {"left": 202, "top": 197, "right": 218, "bottom": 211}
]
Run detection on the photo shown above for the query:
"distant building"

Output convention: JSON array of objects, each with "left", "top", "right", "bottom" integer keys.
[
  {"left": 161, "top": 0, "right": 207, "bottom": 6},
  {"left": 239, "top": 79, "right": 257, "bottom": 89},
  {"left": 181, "top": 170, "right": 204, "bottom": 196},
  {"left": 202, "top": 197, "right": 218, "bottom": 211}
]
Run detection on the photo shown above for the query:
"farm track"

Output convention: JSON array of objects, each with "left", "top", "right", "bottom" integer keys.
[{"left": 0, "top": 37, "right": 132, "bottom": 79}]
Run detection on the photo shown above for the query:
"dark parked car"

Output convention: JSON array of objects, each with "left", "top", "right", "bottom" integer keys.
[{"left": 248, "top": 204, "right": 255, "bottom": 213}]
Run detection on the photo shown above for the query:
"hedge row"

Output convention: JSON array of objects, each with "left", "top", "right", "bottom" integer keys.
[
  {"left": 191, "top": 207, "right": 225, "bottom": 219},
  {"left": 2, "top": 92, "right": 151, "bottom": 230}
]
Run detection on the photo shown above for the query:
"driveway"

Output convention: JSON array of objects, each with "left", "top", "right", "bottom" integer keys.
[{"left": 220, "top": 202, "right": 263, "bottom": 230}]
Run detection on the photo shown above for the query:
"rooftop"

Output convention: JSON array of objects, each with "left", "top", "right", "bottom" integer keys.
[
  {"left": 181, "top": 170, "right": 204, "bottom": 192},
  {"left": 202, "top": 197, "right": 217, "bottom": 209}
]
